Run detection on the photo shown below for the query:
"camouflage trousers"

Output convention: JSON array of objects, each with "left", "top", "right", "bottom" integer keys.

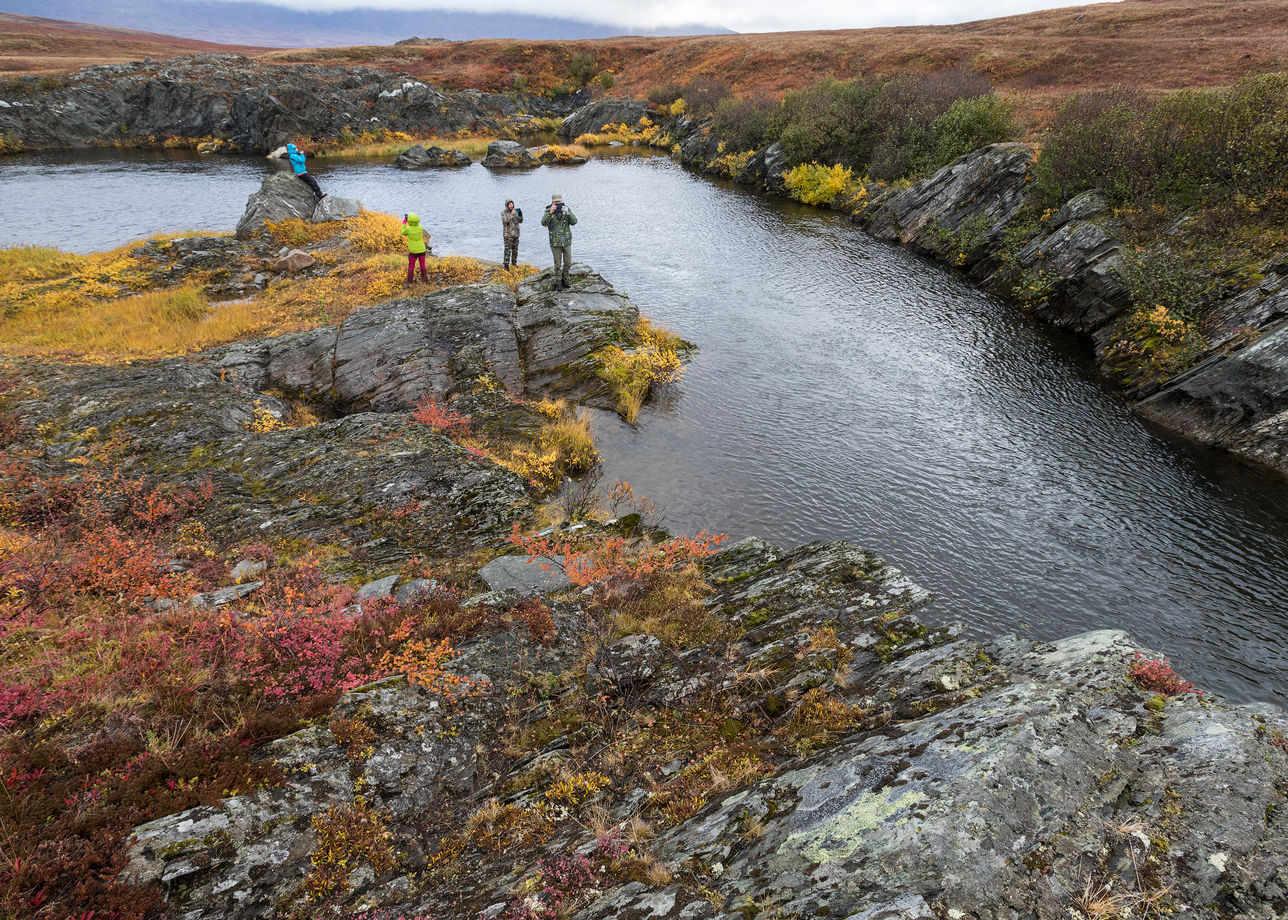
[
  {"left": 503, "top": 234, "right": 519, "bottom": 268},
  {"left": 551, "top": 244, "right": 571, "bottom": 285}
]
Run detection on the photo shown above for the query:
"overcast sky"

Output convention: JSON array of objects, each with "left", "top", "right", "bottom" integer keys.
[{"left": 225, "top": 0, "right": 1109, "bottom": 33}]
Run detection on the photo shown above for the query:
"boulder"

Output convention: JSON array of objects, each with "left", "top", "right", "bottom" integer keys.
[
  {"left": 478, "top": 554, "right": 569, "bottom": 595},
  {"left": 392, "top": 144, "right": 471, "bottom": 169},
  {"left": 191, "top": 581, "right": 262, "bottom": 609},
  {"left": 1050, "top": 187, "right": 1110, "bottom": 229},
  {"left": 356, "top": 574, "right": 399, "bottom": 601},
  {"left": 311, "top": 196, "right": 362, "bottom": 222},
  {"left": 480, "top": 140, "right": 539, "bottom": 170},
  {"left": 536, "top": 147, "right": 588, "bottom": 165},
  {"left": 270, "top": 249, "right": 315, "bottom": 273},
  {"left": 394, "top": 577, "right": 438, "bottom": 606},
  {"left": 234, "top": 172, "right": 317, "bottom": 240},
  {"left": 558, "top": 97, "right": 650, "bottom": 140}
]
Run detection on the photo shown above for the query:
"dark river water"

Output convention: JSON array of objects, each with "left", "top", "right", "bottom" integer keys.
[{"left": 3, "top": 149, "right": 1288, "bottom": 707}]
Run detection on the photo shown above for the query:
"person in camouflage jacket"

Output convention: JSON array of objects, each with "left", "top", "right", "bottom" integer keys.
[
  {"left": 540, "top": 193, "right": 577, "bottom": 289},
  {"left": 501, "top": 199, "right": 523, "bottom": 269}
]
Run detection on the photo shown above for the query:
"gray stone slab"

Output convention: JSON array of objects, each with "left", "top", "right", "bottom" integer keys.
[{"left": 478, "top": 554, "right": 569, "bottom": 595}]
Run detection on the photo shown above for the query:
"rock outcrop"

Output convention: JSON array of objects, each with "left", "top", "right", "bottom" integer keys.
[
  {"left": 204, "top": 265, "right": 635, "bottom": 410},
  {"left": 0, "top": 55, "right": 543, "bottom": 152},
  {"left": 119, "top": 535, "right": 1288, "bottom": 920},
  {"left": 234, "top": 172, "right": 321, "bottom": 239},
  {"left": 480, "top": 139, "right": 540, "bottom": 169},
  {"left": 849, "top": 143, "right": 1288, "bottom": 475},
  {"left": 393, "top": 144, "right": 473, "bottom": 169},
  {"left": 558, "top": 97, "right": 650, "bottom": 140},
  {"left": 233, "top": 172, "right": 365, "bottom": 240}
]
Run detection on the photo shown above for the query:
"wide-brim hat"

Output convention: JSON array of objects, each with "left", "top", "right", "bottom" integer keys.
[{"left": 551, "top": 193, "right": 563, "bottom": 202}]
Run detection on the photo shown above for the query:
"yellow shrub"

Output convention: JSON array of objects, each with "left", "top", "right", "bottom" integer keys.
[
  {"left": 0, "top": 246, "right": 79, "bottom": 282},
  {"left": 306, "top": 801, "right": 395, "bottom": 900},
  {"left": 346, "top": 210, "right": 405, "bottom": 253},
  {"left": 595, "top": 317, "right": 685, "bottom": 423},
  {"left": 783, "top": 162, "right": 855, "bottom": 206},
  {"left": 263, "top": 218, "right": 337, "bottom": 248}
]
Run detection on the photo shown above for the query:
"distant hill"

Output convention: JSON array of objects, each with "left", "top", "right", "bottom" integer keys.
[
  {"left": 0, "top": 0, "right": 730, "bottom": 45},
  {"left": 6, "top": 0, "right": 1288, "bottom": 126},
  {"left": 0, "top": 12, "right": 271, "bottom": 73}
]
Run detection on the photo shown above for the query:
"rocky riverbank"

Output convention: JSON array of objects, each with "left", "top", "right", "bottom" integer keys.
[
  {"left": 1, "top": 164, "right": 1286, "bottom": 920},
  {"left": 0, "top": 54, "right": 584, "bottom": 152},
  {"left": 624, "top": 101, "right": 1288, "bottom": 478}
]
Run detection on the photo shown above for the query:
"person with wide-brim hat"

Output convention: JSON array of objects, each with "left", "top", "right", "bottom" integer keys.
[{"left": 540, "top": 193, "right": 577, "bottom": 290}]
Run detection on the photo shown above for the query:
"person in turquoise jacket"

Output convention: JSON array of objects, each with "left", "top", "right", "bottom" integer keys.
[
  {"left": 401, "top": 213, "right": 430, "bottom": 283},
  {"left": 285, "top": 143, "right": 324, "bottom": 201}
]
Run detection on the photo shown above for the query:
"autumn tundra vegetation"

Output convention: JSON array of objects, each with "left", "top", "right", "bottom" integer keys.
[
  {"left": 3, "top": 2, "right": 1288, "bottom": 916},
  {"left": 0, "top": 192, "right": 692, "bottom": 916}
]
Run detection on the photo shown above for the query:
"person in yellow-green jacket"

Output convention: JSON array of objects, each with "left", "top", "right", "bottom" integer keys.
[{"left": 401, "top": 213, "right": 431, "bottom": 284}]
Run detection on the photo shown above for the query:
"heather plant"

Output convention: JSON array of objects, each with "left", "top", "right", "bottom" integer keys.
[{"left": 0, "top": 437, "right": 511, "bottom": 917}]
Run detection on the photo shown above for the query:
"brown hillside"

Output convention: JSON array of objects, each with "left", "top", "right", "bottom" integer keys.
[
  {"left": 0, "top": 12, "right": 274, "bottom": 74},
  {"left": 262, "top": 0, "right": 1288, "bottom": 120},
  {"left": 8, "top": 1, "right": 1288, "bottom": 120}
]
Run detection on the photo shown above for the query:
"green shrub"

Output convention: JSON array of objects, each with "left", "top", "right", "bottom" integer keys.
[
  {"left": 1120, "top": 246, "right": 1213, "bottom": 314},
  {"left": 711, "top": 96, "right": 781, "bottom": 152},
  {"left": 778, "top": 78, "right": 881, "bottom": 168},
  {"left": 923, "top": 94, "right": 1016, "bottom": 173},
  {"left": 598, "top": 71, "right": 616, "bottom": 91},
  {"left": 1037, "top": 75, "right": 1288, "bottom": 209},
  {"left": 569, "top": 53, "right": 597, "bottom": 86}
]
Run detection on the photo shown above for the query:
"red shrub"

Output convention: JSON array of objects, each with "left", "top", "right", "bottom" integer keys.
[
  {"left": 412, "top": 395, "right": 471, "bottom": 435},
  {"left": 1129, "top": 653, "right": 1199, "bottom": 696}
]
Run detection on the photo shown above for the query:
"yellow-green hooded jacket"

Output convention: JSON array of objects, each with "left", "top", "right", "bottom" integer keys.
[{"left": 401, "top": 213, "right": 428, "bottom": 254}]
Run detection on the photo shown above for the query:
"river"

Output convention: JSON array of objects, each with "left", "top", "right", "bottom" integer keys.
[{"left": 3, "top": 148, "right": 1288, "bottom": 706}]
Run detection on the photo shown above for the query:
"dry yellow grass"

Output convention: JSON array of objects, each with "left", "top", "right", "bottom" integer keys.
[{"left": 0, "top": 219, "right": 518, "bottom": 363}]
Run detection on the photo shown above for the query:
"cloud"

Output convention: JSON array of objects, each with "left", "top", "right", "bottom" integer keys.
[{"left": 212, "top": 0, "right": 1113, "bottom": 33}]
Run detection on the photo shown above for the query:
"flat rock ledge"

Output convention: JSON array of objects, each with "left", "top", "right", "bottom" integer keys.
[{"left": 121, "top": 537, "right": 1288, "bottom": 920}]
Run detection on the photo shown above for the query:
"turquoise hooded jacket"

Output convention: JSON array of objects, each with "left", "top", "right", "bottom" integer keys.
[{"left": 286, "top": 143, "right": 307, "bottom": 176}]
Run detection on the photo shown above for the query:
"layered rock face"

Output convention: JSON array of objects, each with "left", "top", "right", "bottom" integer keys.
[
  {"left": 204, "top": 264, "right": 636, "bottom": 410},
  {"left": 0, "top": 55, "right": 529, "bottom": 152},
  {"left": 557, "top": 97, "right": 650, "bottom": 140},
  {"left": 118, "top": 535, "right": 1288, "bottom": 920},
  {"left": 8, "top": 258, "right": 636, "bottom": 558}
]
